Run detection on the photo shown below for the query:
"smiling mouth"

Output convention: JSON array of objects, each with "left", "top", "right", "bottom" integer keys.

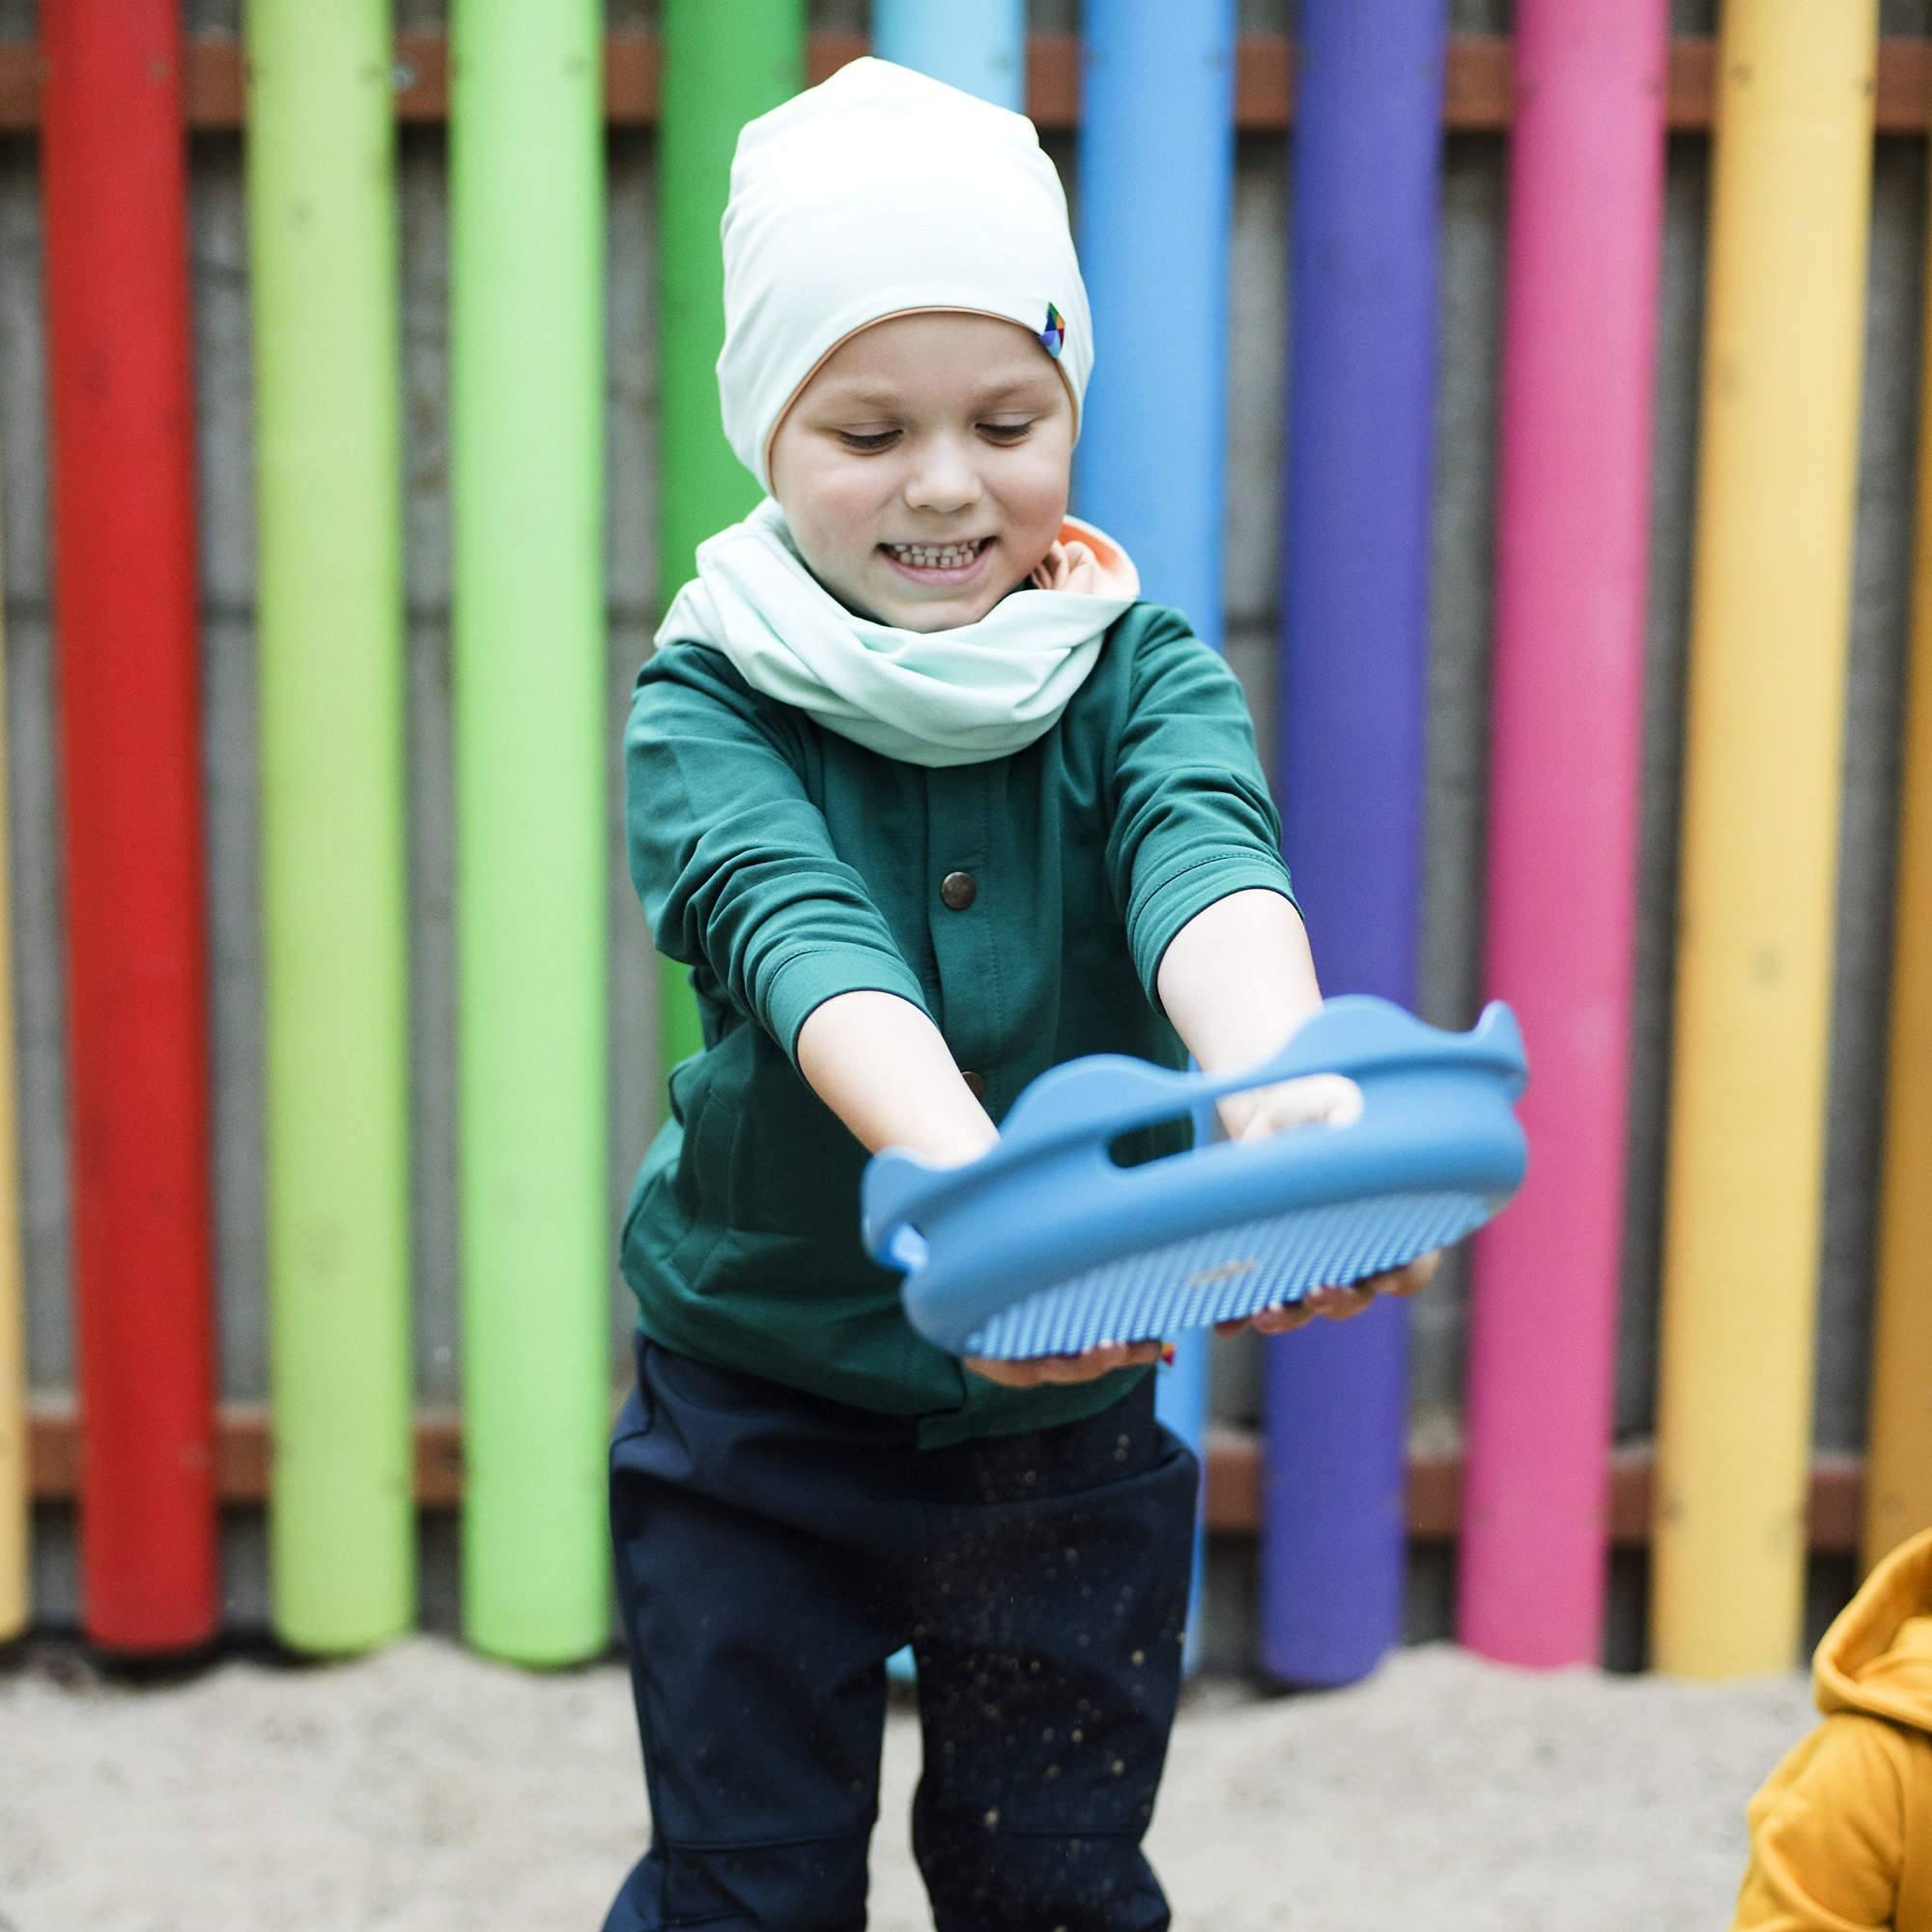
[{"left": 881, "top": 536, "right": 994, "bottom": 573}]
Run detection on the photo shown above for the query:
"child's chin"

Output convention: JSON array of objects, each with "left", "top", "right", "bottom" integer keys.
[
  {"left": 893, "top": 595, "right": 1001, "bottom": 633},
  {"left": 872, "top": 581, "right": 1000, "bottom": 632}
]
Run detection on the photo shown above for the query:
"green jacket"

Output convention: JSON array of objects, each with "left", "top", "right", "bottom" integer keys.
[{"left": 620, "top": 601, "right": 1297, "bottom": 1447}]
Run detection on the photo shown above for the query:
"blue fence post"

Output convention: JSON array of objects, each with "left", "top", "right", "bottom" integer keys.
[
  {"left": 872, "top": 0, "right": 1025, "bottom": 109},
  {"left": 1074, "top": 0, "right": 1239, "bottom": 1673},
  {"left": 872, "top": 0, "right": 1030, "bottom": 1687}
]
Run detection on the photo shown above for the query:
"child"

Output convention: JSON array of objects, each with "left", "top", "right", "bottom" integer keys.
[
  {"left": 1728, "top": 1525, "right": 1932, "bottom": 1930},
  {"left": 603, "top": 58, "right": 1435, "bottom": 1932}
]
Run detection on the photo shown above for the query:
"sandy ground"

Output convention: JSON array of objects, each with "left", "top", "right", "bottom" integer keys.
[{"left": 0, "top": 1635, "right": 1809, "bottom": 1932}]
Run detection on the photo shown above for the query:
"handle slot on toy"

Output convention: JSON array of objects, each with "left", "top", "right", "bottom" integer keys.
[{"left": 1104, "top": 1069, "right": 1364, "bottom": 1171}]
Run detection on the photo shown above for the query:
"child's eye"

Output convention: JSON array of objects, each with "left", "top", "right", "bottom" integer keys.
[
  {"left": 980, "top": 420, "right": 1034, "bottom": 442},
  {"left": 837, "top": 430, "right": 899, "bottom": 452}
]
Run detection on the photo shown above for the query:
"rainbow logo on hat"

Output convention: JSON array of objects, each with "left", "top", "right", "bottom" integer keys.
[{"left": 1039, "top": 302, "right": 1065, "bottom": 358}]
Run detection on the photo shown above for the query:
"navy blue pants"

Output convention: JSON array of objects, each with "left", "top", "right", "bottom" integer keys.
[{"left": 602, "top": 1338, "right": 1197, "bottom": 1931}]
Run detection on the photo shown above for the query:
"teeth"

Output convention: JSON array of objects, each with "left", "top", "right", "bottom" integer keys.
[{"left": 889, "top": 540, "right": 982, "bottom": 569}]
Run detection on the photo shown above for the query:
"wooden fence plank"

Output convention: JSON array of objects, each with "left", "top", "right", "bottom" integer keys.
[{"left": 26, "top": 1400, "right": 1865, "bottom": 1551}]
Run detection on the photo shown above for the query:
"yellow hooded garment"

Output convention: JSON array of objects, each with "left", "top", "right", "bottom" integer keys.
[{"left": 1730, "top": 1527, "right": 1932, "bottom": 1930}]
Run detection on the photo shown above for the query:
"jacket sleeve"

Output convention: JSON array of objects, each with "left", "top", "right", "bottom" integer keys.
[
  {"left": 625, "top": 647, "right": 930, "bottom": 1065},
  {"left": 1106, "top": 610, "right": 1299, "bottom": 1013},
  {"left": 1728, "top": 1716, "right": 1904, "bottom": 1931}
]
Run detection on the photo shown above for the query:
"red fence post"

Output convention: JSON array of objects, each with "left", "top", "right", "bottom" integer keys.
[{"left": 41, "top": 0, "right": 219, "bottom": 1652}]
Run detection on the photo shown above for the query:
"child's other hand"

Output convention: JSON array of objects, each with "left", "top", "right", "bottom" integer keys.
[
  {"left": 1028, "top": 538, "right": 1100, "bottom": 596},
  {"left": 1216, "top": 1248, "right": 1442, "bottom": 1337},
  {"left": 962, "top": 1244, "right": 1441, "bottom": 1381},
  {"left": 964, "top": 1338, "right": 1164, "bottom": 1387}
]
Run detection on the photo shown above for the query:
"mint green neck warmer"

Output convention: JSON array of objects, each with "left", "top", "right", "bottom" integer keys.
[{"left": 656, "top": 497, "right": 1141, "bottom": 768}]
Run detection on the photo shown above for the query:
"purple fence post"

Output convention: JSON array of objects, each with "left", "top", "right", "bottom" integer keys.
[{"left": 1265, "top": 0, "right": 1448, "bottom": 1688}]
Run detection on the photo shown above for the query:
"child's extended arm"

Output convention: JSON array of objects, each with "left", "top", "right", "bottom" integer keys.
[
  {"left": 1154, "top": 886, "right": 1328, "bottom": 1135},
  {"left": 795, "top": 990, "right": 1000, "bottom": 1166}
]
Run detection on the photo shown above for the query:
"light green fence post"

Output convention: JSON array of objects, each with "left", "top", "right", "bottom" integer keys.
[
  {"left": 244, "top": 0, "right": 415, "bottom": 1653},
  {"left": 449, "top": 0, "right": 611, "bottom": 1664}
]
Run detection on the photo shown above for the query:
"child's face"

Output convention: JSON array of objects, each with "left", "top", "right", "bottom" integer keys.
[{"left": 767, "top": 310, "right": 1075, "bottom": 632}]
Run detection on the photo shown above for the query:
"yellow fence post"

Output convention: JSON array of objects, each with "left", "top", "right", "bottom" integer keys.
[{"left": 1652, "top": 0, "right": 1879, "bottom": 1678}]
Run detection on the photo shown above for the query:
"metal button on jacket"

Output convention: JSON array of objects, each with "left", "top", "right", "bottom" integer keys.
[
  {"left": 939, "top": 870, "right": 978, "bottom": 911},
  {"left": 960, "top": 1070, "right": 987, "bottom": 1101}
]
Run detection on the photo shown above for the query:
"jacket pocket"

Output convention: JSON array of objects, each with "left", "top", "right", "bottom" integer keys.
[
  {"left": 668, "top": 1073, "right": 735, "bottom": 1288},
  {"left": 726, "top": 1034, "right": 868, "bottom": 1237}
]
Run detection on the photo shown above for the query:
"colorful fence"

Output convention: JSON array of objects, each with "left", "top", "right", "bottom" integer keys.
[{"left": 4, "top": 14, "right": 1929, "bottom": 1679}]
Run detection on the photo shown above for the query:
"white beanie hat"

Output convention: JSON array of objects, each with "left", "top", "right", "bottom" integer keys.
[{"left": 717, "top": 57, "right": 1094, "bottom": 494}]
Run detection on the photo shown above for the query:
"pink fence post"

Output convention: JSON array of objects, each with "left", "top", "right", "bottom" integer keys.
[{"left": 1457, "top": 0, "right": 1668, "bottom": 1666}]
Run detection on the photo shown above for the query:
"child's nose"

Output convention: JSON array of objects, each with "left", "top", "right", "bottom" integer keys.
[{"left": 902, "top": 436, "right": 984, "bottom": 515}]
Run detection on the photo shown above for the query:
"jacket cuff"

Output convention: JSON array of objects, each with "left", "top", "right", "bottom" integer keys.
[
  {"left": 763, "top": 947, "right": 933, "bottom": 1068},
  {"left": 1132, "top": 852, "right": 1300, "bottom": 1016}
]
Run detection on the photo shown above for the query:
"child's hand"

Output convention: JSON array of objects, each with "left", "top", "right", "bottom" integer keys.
[
  {"left": 1217, "top": 1069, "right": 1363, "bottom": 1144},
  {"left": 1028, "top": 538, "right": 1101, "bottom": 595},
  {"left": 964, "top": 1338, "right": 1164, "bottom": 1387},
  {"left": 1217, "top": 1249, "right": 1442, "bottom": 1337}
]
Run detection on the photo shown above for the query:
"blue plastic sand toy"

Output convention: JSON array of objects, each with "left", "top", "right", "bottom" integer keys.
[{"left": 862, "top": 995, "right": 1528, "bottom": 1360}]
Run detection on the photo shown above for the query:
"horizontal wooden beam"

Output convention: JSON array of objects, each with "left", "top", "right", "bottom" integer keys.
[
  {"left": 24, "top": 1398, "right": 1865, "bottom": 1553},
  {"left": 0, "top": 35, "right": 1928, "bottom": 138},
  {"left": 1201, "top": 1425, "right": 1864, "bottom": 1553},
  {"left": 26, "top": 1396, "right": 469, "bottom": 1510}
]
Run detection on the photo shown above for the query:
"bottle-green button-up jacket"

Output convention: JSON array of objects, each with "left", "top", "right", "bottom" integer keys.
[{"left": 620, "top": 602, "right": 1298, "bottom": 1448}]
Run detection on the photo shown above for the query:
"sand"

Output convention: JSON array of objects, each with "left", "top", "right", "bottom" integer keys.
[{"left": 0, "top": 1635, "right": 1811, "bottom": 1931}]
